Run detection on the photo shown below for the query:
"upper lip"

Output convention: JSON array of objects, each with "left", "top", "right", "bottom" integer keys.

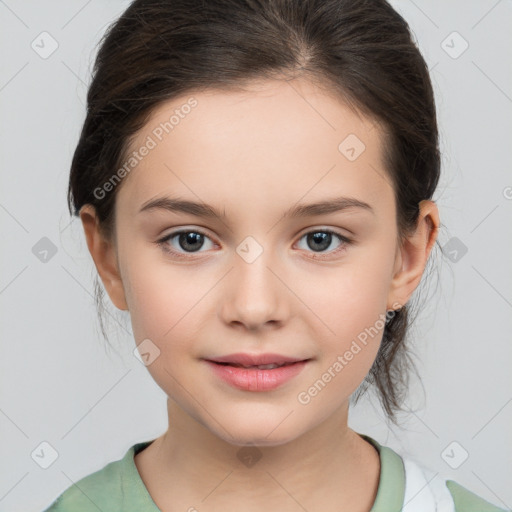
[{"left": 205, "top": 353, "right": 311, "bottom": 366}]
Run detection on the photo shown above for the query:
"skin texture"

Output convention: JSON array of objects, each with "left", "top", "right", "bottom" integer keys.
[{"left": 80, "top": 78, "right": 439, "bottom": 511}]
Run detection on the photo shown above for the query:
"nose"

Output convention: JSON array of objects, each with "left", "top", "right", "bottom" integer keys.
[{"left": 218, "top": 248, "right": 289, "bottom": 331}]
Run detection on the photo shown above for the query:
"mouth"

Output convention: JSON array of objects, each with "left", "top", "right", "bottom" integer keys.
[
  {"left": 209, "top": 361, "right": 309, "bottom": 370},
  {"left": 204, "top": 352, "right": 313, "bottom": 367},
  {"left": 203, "top": 358, "right": 312, "bottom": 391}
]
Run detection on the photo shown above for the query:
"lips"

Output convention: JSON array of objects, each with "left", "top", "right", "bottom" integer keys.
[
  {"left": 215, "top": 362, "right": 294, "bottom": 370},
  {"left": 205, "top": 352, "right": 310, "bottom": 368},
  {"left": 204, "top": 358, "right": 311, "bottom": 391}
]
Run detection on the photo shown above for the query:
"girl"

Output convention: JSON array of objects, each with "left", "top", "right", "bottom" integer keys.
[{"left": 43, "top": 0, "right": 508, "bottom": 510}]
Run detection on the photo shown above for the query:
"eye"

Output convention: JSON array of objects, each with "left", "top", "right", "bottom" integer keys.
[
  {"left": 156, "top": 227, "right": 352, "bottom": 260},
  {"left": 295, "top": 229, "right": 351, "bottom": 258},
  {"left": 156, "top": 229, "right": 216, "bottom": 258}
]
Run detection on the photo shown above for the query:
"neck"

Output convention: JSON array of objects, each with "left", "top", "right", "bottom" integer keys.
[{"left": 135, "top": 397, "right": 380, "bottom": 512}]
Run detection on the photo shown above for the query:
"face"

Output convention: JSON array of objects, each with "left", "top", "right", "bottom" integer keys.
[{"left": 85, "top": 78, "right": 428, "bottom": 447}]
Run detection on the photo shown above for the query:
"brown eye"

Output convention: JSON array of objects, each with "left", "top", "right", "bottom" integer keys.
[{"left": 156, "top": 229, "right": 215, "bottom": 257}]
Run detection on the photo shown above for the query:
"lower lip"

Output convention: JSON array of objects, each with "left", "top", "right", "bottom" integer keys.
[{"left": 204, "top": 360, "right": 309, "bottom": 391}]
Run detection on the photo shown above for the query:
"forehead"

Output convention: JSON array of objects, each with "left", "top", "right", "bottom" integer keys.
[{"left": 116, "top": 78, "right": 393, "bottom": 220}]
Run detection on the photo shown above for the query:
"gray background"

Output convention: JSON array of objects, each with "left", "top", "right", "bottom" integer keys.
[{"left": 1, "top": 1, "right": 511, "bottom": 511}]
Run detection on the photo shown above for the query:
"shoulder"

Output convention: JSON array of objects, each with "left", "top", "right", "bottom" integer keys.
[
  {"left": 42, "top": 441, "right": 155, "bottom": 512},
  {"left": 42, "top": 455, "right": 126, "bottom": 511},
  {"left": 401, "top": 453, "right": 509, "bottom": 512},
  {"left": 362, "top": 434, "right": 509, "bottom": 512},
  {"left": 446, "top": 479, "right": 510, "bottom": 512}
]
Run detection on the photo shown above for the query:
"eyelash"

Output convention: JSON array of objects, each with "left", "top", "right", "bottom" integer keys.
[{"left": 155, "top": 228, "right": 352, "bottom": 261}]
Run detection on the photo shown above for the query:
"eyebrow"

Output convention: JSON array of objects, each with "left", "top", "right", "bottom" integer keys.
[{"left": 138, "top": 195, "right": 374, "bottom": 219}]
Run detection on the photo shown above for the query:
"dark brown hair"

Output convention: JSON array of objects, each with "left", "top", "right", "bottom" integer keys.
[{"left": 68, "top": 0, "right": 441, "bottom": 426}]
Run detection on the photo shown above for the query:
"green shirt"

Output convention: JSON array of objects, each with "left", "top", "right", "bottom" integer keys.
[{"left": 43, "top": 434, "right": 509, "bottom": 511}]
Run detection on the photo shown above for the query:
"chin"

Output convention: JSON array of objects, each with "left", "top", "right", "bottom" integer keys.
[{"left": 214, "top": 420, "right": 303, "bottom": 448}]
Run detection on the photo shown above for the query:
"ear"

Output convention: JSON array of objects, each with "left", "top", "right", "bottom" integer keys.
[
  {"left": 387, "top": 200, "right": 439, "bottom": 310},
  {"left": 79, "top": 204, "right": 128, "bottom": 311}
]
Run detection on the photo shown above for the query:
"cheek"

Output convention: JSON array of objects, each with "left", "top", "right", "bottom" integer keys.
[
  {"left": 122, "top": 254, "right": 215, "bottom": 350},
  {"left": 299, "top": 248, "right": 393, "bottom": 332},
  {"left": 123, "top": 263, "right": 210, "bottom": 394},
  {"left": 293, "top": 247, "right": 394, "bottom": 386}
]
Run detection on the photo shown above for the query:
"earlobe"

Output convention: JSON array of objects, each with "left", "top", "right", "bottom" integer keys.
[
  {"left": 387, "top": 200, "right": 439, "bottom": 310},
  {"left": 79, "top": 204, "right": 129, "bottom": 311}
]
